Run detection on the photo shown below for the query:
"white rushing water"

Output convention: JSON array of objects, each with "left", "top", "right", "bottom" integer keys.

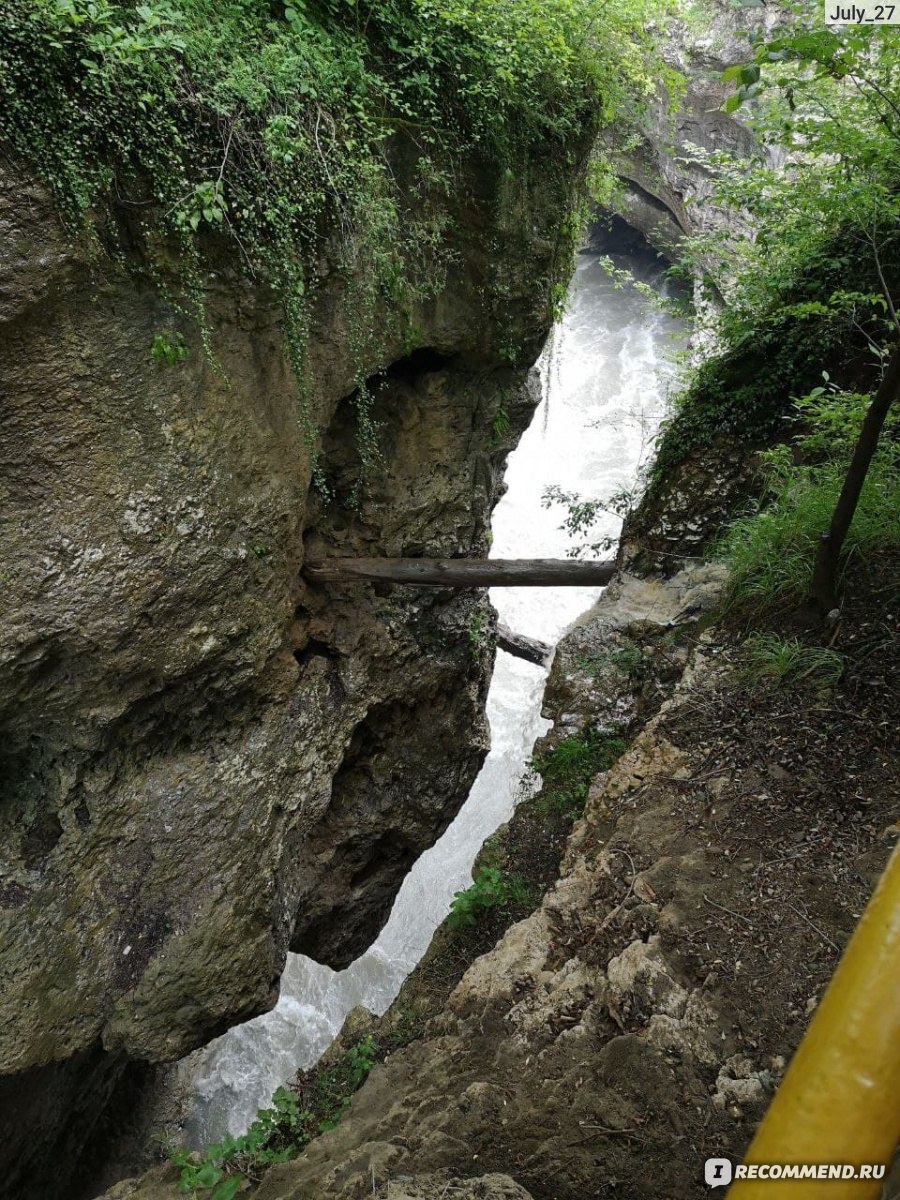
[{"left": 183, "top": 247, "right": 685, "bottom": 1144}]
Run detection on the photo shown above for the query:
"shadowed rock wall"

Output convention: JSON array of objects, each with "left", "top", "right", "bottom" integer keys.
[
  {"left": 0, "top": 147, "right": 575, "bottom": 1198},
  {"left": 600, "top": 0, "right": 780, "bottom": 259}
]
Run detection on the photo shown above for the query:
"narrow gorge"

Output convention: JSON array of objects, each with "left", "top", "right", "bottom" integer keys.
[{"left": 0, "top": 142, "right": 583, "bottom": 1197}]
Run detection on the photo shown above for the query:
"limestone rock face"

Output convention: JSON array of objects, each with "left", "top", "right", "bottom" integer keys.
[
  {"left": 0, "top": 149, "right": 572, "bottom": 1197},
  {"left": 601, "top": 0, "right": 780, "bottom": 258}
]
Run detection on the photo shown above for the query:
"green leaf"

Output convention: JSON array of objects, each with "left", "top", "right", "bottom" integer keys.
[
  {"left": 211, "top": 1180, "right": 241, "bottom": 1200},
  {"left": 195, "top": 1162, "right": 222, "bottom": 1187}
]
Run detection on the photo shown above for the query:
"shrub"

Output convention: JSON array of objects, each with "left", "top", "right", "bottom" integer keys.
[
  {"left": 531, "top": 727, "right": 627, "bottom": 818},
  {"left": 170, "top": 1087, "right": 308, "bottom": 1197},
  {"left": 169, "top": 1035, "right": 378, "bottom": 1195},
  {"left": 448, "top": 866, "right": 533, "bottom": 930},
  {"left": 720, "top": 440, "right": 900, "bottom": 612}
]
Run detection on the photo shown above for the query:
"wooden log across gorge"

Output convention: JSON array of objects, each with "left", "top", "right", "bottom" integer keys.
[{"left": 303, "top": 557, "right": 617, "bottom": 588}]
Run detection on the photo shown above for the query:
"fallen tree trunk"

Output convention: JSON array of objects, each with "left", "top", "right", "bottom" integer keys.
[
  {"left": 497, "top": 624, "right": 552, "bottom": 667},
  {"left": 304, "top": 557, "right": 617, "bottom": 588}
]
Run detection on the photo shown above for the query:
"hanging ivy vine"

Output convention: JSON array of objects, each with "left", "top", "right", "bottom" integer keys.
[{"left": 0, "top": 0, "right": 672, "bottom": 477}]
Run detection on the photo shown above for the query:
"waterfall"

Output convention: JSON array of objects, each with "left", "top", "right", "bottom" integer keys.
[{"left": 181, "top": 245, "right": 686, "bottom": 1144}]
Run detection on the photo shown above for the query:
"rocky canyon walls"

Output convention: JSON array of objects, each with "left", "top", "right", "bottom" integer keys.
[
  {"left": 602, "top": 0, "right": 778, "bottom": 259},
  {"left": 0, "top": 149, "right": 577, "bottom": 1198}
]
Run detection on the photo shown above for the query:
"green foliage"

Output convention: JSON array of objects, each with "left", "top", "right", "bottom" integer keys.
[
  {"left": 542, "top": 482, "right": 635, "bottom": 557},
  {"left": 648, "top": 1, "right": 900, "bottom": 483},
  {"left": 170, "top": 1086, "right": 309, "bottom": 1195},
  {"left": 489, "top": 406, "right": 511, "bottom": 449},
  {"left": 169, "top": 1036, "right": 378, "bottom": 1194},
  {"left": 740, "top": 633, "right": 845, "bottom": 688},
  {"left": 468, "top": 608, "right": 487, "bottom": 650},
  {"left": 578, "top": 641, "right": 650, "bottom": 683},
  {"left": 531, "top": 727, "right": 627, "bottom": 818},
  {"left": 313, "top": 1034, "right": 377, "bottom": 1132},
  {"left": 448, "top": 866, "right": 534, "bottom": 930},
  {"left": 0, "top": 0, "right": 674, "bottom": 485},
  {"left": 792, "top": 374, "right": 897, "bottom": 456},
  {"left": 699, "top": 3, "right": 900, "bottom": 332},
  {"left": 721, "top": 451, "right": 900, "bottom": 610},
  {"left": 597, "top": 255, "right": 691, "bottom": 320},
  {"left": 150, "top": 330, "right": 188, "bottom": 365},
  {"left": 719, "top": 382, "right": 900, "bottom": 611},
  {"left": 650, "top": 267, "right": 897, "bottom": 483}
]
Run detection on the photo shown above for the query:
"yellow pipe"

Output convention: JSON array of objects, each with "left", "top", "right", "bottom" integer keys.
[{"left": 728, "top": 843, "right": 900, "bottom": 1198}]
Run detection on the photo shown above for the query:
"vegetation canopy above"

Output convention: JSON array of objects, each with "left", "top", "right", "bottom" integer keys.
[
  {"left": 0, "top": 0, "right": 671, "bottom": 421},
  {"left": 660, "top": 0, "right": 900, "bottom": 462}
]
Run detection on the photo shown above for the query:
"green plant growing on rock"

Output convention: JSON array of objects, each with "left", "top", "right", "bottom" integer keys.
[
  {"left": 315, "top": 1034, "right": 377, "bottom": 1132},
  {"left": 170, "top": 1086, "right": 309, "bottom": 1196},
  {"left": 532, "top": 727, "right": 627, "bottom": 819},
  {"left": 448, "top": 866, "right": 534, "bottom": 930},
  {"left": 169, "top": 1035, "right": 379, "bottom": 1195},
  {"left": 578, "top": 641, "right": 649, "bottom": 683},
  {"left": 150, "top": 331, "right": 188, "bottom": 365},
  {"left": 489, "top": 406, "right": 511, "bottom": 449},
  {"left": 468, "top": 609, "right": 487, "bottom": 650}
]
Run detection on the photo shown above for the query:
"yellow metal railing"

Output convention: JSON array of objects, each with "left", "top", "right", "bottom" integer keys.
[{"left": 729, "top": 843, "right": 900, "bottom": 1197}]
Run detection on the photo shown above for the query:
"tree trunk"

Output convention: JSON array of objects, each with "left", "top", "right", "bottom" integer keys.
[
  {"left": 304, "top": 557, "right": 617, "bottom": 588},
  {"left": 810, "top": 344, "right": 900, "bottom": 611}
]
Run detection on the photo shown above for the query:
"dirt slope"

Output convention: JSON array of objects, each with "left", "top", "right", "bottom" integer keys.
[{"left": 104, "top": 552, "right": 898, "bottom": 1200}]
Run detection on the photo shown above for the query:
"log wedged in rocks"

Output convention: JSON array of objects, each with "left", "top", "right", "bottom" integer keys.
[
  {"left": 304, "top": 557, "right": 617, "bottom": 588},
  {"left": 497, "top": 624, "right": 552, "bottom": 667}
]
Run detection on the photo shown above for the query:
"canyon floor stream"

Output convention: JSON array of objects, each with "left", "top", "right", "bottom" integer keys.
[{"left": 183, "top": 244, "right": 687, "bottom": 1145}]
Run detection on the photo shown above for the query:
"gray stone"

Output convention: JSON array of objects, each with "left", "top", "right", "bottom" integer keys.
[{"left": 0, "top": 143, "right": 582, "bottom": 1197}]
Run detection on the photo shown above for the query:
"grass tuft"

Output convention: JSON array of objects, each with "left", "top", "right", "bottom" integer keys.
[
  {"left": 720, "top": 441, "right": 900, "bottom": 613},
  {"left": 740, "top": 633, "right": 845, "bottom": 688}
]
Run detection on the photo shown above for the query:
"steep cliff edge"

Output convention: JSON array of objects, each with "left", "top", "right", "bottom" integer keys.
[{"left": 0, "top": 143, "right": 579, "bottom": 1198}]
